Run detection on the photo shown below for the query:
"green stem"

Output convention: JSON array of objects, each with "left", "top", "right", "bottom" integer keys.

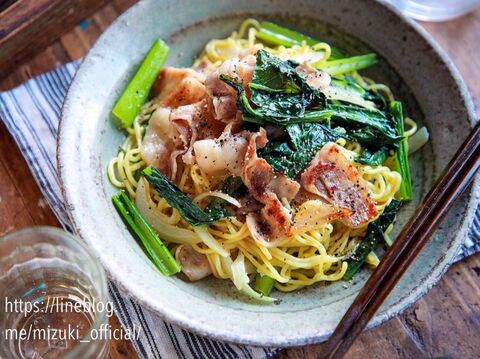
[
  {"left": 112, "top": 191, "right": 181, "bottom": 276},
  {"left": 391, "top": 101, "right": 413, "bottom": 201},
  {"left": 289, "top": 109, "right": 335, "bottom": 123},
  {"left": 112, "top": 39, "right": 170, "bottom": 128},
  {"left": 312, "top": 53, "right": 377, "bottom": 76},
  {"left": 257, "top": 21, "right": 344, "bottom": 59},
  {"left": 254, "top": 273, "right": 276, "bottom": 296}
]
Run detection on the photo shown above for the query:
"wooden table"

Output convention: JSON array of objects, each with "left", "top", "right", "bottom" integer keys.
[{"left": 1, "top": 2, "right": 479, "bottom": 358}]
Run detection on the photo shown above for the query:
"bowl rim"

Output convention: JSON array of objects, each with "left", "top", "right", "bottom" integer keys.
[{"left": 57, "top": 0, "right": 479, "bottom": 347}]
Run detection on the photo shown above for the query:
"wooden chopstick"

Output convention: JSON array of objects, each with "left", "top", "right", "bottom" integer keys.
[{"left": 322, "top": 121, "right": 480, "bottom": 358}]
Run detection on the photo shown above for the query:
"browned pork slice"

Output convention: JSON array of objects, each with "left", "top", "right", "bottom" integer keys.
[
  {"left": 154, "top": 67, "right": 206, "bottom": 107},
  {"left": 205, "top": 54, "right": 256, "bottom": 123},
  {"left": 292, "top": 200, "right": 349, "bottom": 233},
  {"left": 175, "top": 245, "right": 212, "bottom": 281},
  {"left": 243, "top": 130, "right": 300, "bottom": 240},
  {"left": 300, "top": 142, "right": 378, "bottom": 228},
  {"left": 235, "top": 195, "right": 263, "bottom": 216}
]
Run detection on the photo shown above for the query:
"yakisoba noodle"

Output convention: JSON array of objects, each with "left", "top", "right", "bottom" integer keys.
[{"left": 108, "top": 19, "right": 414, "bottom": 293}]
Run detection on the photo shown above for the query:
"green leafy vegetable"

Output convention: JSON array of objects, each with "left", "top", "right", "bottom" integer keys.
[
  {"left": 331, "top": 76, "right": 366, "bottom": 95},
  {"left": 112, "top": 39, "right": 169, "bottom": 128},
  {"left": 250, "top": 49, "right": 302, "bottom": 94},
  {"left": 343, "top": 199, "right": 401, "bottom": 281},
  {"left": 355, "top": 148, "right": 388, "bottom": 166},
  {"left": 328, "top": 104, "right": 402, "bottom": 148},
  {"left": 204, "top": 176, "right": 246, "bottom": 218},
  {"left": 325, "top": 77, "right": 377, "bottom": 109},
  {"left": 142, "top": 166, "right": 228, "bottom": 226},
  {"left": 312, "top": 53, "right": 377, "bottom": 76},
  {"left": 260, "top": 123, "right": 345, "bottom": 178},
  {"left": 254, "top": 273, "right": 276, "bottom": 296},
  {"left": 250, "top": 50, "right": 326, "bottom": 115},
  {"left": 221, "top": 75, "right": 333, "bottom": 125},
  {"left": 221, "top": 44, "right": 400, "bottom": 179},
  {"left": 221, "top": 50, "right": 331, "bottom": 125},
  {"left": 112, "top": 191, "right": 181, "bottom": 276},
  {"left": 391, "top": 101, "right": 413, "bottom": 201},
  {"left": 256, "top": 21, "right": 344, "bottom": 59}
]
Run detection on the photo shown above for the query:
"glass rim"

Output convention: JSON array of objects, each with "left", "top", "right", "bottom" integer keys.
[{"left": 0, "top": 226, "right": 110, "bottom": 358}]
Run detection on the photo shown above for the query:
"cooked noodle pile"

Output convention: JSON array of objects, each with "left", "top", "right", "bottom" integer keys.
[{"left": 108, "top": 19, "right": 416, "bottom": 293}]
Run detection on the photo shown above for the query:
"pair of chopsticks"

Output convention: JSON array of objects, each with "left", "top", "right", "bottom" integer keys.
[{"left": 322, "top": 121, "right": 480, "bottom": 358}]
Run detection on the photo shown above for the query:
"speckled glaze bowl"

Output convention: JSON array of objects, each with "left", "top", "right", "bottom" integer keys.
[{"left": 58, "top": 0, "right": 478, "bottom": 347}]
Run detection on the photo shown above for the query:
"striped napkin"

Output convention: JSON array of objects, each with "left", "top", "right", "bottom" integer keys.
[{"left": 0, "top": 61, "right": 478, "bottom": 359}]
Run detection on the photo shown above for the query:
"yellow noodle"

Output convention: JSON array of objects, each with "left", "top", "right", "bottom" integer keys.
[{"left": 404, "top": 117, "right": 418, "bottom": 137}]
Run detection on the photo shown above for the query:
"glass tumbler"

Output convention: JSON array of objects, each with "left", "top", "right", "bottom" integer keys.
[
  {"left": 386, "top": 0, "right": 480, "bottom": 21},
  {"left": 0, "top": 227, "right": 110, "bottom": 359}
]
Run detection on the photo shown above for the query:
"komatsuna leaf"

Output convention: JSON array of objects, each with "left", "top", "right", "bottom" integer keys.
[
  {"left": 142, "top": 166, "right": 230, "bottom": 226},
  {"left": 343, "top": 199, "right": 401, "bottom": 280},
  {"left": 221, "top": 74, "right": 333, "bottom": 126},
  {"left": 250, "top": 49, "right": 301, "bottom": 93},
  {"left": 354, "top": 147, "right": 389, "bottom": 166},
  {"left": 259, "top": 123, "right": 345, "bottom": 178},
  {"left": 220, "top": 50, "right": 327, "bottom": 125},
  {"left": 249, "top": 50, "right": 325, "bottom": 118},
  {"left": 328, "top": 104, "right": 402, "bottom": 148},
  {"left": 204, "top": 176, "right": 246, "bottom": 219}
]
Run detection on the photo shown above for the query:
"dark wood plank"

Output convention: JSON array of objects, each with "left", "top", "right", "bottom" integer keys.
[
  {"left": 0, "top": 0, "right": 111, "bottom": 78},
  {"left": 0, "top": 121, "right": 59, "bottom": 234},
  {"left": 421, "top": 8, "right": 480, "bottom": 119},
  {"left": 0, "top": 0, "right": 17, "bottom": 13},
  {"left": 400, "top": 256, "right": 480, "bottom": 358}
]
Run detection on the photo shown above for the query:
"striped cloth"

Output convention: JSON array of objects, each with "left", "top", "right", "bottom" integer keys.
[
  {"left": 0, "top": 62, "right": 478, "bottom": 358},
  {"left": 0, "top": 61, "right": 276, "bottom": 359}
]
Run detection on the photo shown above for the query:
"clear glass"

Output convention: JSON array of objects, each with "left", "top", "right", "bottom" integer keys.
[
  {"left": 386, "top": 0, "right": 480, "bottom": 21},
  {"left": 0, "top": 227, "right": 110, "bottom": 359}
]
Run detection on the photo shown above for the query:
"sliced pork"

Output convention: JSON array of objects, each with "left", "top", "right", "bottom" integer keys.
[
  {"left": 142, "top": 99, "right": 223, "bottom": 179},
  {"left": 141, "top": 107, "right": 175, "bottom": 174},
  {"left": 293, "top": 200, "right": 348, "bottom": 233},
  {"left": 243, "top": 130, "right": 300, "bottom": 240},
  {"left": 295, "top": 62, "right": 331, "bottom": 90},
  {"left": 193, "top": 125, "right": 248, "bottom": 177},
  {"left": 170, "top": 99, "right": 223, "bottom": 167},
  {"left": 300, "top": 142, "right": 377, "bottom": 227},
  {"left": 142, "top": 66, "right": 211, "bottom": 178},
  {"left": 205, "top": 55, "right": 256, "bottom": 123},
  {"left": 154, "top": 67, "right": 206, "bottom": 107},
  {"left": 175, "top": 245, "right": 212, "bottom": 281}
]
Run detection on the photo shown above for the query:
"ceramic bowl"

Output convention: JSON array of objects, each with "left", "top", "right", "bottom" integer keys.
[{"left": 58, "top": 0, "right": 478, "bottom": 347}]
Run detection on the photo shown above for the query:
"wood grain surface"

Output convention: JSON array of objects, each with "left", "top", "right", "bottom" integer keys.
[
  {"left": 0, "top": 0, "right": 111, "bottom": 78},
  {"left": 0, "top": 2, "right": 478, "bottom": 358}
]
